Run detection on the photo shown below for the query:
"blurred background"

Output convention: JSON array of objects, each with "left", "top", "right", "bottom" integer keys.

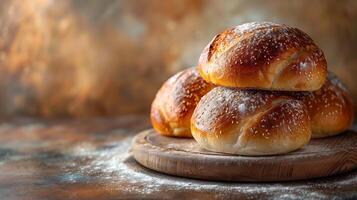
[{"left": 0, "top": 0, "right": 356, "bottom": 118}]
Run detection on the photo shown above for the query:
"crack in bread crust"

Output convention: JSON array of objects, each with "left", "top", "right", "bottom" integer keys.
[
  {"left": 271, "top": 51, "right": 301, "bottom": 87},
  {"left": 233, "top": 98, "right": 287, "bottom": 151}
]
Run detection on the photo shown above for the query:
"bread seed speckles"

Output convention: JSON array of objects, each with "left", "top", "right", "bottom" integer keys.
[
  {"left": 151, "top": 68, "right": 214, "bottom": 137},
  {"left": 192, "top": 87, "right": 309, "bottom": 139},
  {"left": 288, "top": 72, "right": 353, "bottom": 136},
  {"left": 198, "top": 22, "right": 327, "bottom": 90}
]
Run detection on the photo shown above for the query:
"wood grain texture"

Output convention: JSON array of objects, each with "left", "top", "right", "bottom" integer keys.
[{"left": 132, "top": 129, "right": 357, "bottom": 182}]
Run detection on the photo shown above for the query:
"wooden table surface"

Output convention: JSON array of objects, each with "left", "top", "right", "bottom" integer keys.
[{"left": 0, "top": 116, "right": 356, "bottom": 200}]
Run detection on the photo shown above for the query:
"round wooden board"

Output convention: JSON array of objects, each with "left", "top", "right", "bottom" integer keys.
[{"left": 132, "top": 129, "right": 357, "bottom": 182}]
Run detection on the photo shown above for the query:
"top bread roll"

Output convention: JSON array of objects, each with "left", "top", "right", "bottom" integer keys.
[
  {"left": 151, "top": 67, "right": 214, "bottom": 137},
  {"left": 198, "top": 22, "right": 327, "bottom": 91}
]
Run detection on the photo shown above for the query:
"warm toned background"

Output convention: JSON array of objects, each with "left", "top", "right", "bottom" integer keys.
[{"left": 0, "top": 0, "right": 356, "bottom": 118}]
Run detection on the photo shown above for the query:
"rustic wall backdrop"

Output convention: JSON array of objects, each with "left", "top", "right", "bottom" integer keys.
[{"left": 0, "top": 0, "right": 356, "bottom": 117}]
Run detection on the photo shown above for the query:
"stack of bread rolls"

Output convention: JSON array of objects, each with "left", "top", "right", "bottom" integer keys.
[{"left": 151, "top": 22, "right": 354, "bottom": 156}]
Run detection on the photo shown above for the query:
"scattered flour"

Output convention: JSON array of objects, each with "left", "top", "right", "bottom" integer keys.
[{"left": 62, "top": 135, "right": 357, "bottom": 199}]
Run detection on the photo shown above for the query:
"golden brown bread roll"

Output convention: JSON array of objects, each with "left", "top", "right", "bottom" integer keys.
[
  {"left": 151, "top": 67, "right": 214, "bottom": 137},
  {"left": 191, "top": 87, "right": 311, "bottom": 155},
  {"left": 290, "top": 73, "right": 354, "bottom": 138},
  {"left": 198, "top": 22, "right": 327, "bottom": 91}
]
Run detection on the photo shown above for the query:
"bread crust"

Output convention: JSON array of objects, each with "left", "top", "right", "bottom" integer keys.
[
  {"left": 290, "top": 73, "right": 354, "bottom": 138},
  {"left": 198, "top": 22, "right": 327, "bottom": 91},
  {"left": 191, "top": 87, "right": 311, "bottom": 155},
  {"left": 151, "top": 67, "right": 214, "bottom": 137}
]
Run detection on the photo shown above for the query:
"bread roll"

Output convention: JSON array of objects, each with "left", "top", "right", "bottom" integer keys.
[
  {"left": 198, "top": 22, "right": 327, "bottom": 91},
  {"left": 290, "top": 73, "right": 354, "bottom": 138},
  {"left": 191, "top": 87, "right": 311, "bottom": 155},
  {"left": 151, "top": 68, "right": 214, "bottom": 137}
]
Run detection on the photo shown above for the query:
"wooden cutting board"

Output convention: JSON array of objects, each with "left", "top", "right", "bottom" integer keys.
[{"left": 132, "top": 129, "right": 357, "bottom": 182}]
